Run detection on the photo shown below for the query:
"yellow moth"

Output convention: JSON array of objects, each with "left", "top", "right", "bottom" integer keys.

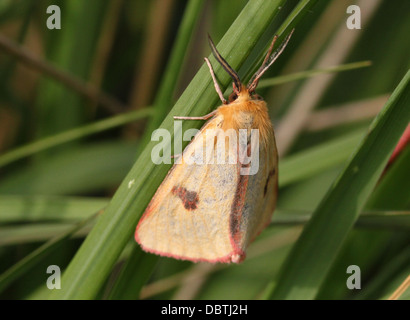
[{"left": 135, "top": 30, "right": 294, "bottom": 263}]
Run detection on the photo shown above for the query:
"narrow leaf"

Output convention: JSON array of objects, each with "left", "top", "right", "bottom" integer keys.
[{"left": 266, "top": 69, "right": 410, "bottom": 299}]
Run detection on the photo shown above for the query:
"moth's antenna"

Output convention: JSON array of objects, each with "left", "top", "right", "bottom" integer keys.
[
  {"left": 247, "top": 29, "right": 295, "bottom": 93},
  {"left": 204, "top": 57, "right": 227, "bottom": 104},
  {"left": 207, "top": 34, "right": 241, "bottom": 94}
]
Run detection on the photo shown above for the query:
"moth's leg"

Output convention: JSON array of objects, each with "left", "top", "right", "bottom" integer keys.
[
  {"left": 204, "top": 57, "right": 227, "bottom": 104},
  {"left": 173, "top": 109, "right": 216, "bottom": 121}
]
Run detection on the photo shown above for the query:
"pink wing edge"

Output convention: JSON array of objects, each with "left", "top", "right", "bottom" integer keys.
[{"left": 134, "top": 162, "right": 248, "bottom": 264}]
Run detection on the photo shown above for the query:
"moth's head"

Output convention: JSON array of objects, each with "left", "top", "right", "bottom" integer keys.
[
  {"left": 227, "top": 85, "right": 264, "bottom": 103},
  {"left": 207, "top": 30, "right": 294, "bottom": 104}
]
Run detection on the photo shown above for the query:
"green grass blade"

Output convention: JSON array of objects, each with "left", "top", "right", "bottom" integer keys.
[
  {"left": 49, "top": 0, "right": 292, "bottom": 300},
  {"left": 265, "top": 69, "right": 410, "bottom": 299},
  {"left": 106, "top": 246, "right": 158, "bottom": 300},
  {"left": 314, "top": 145, "right": 410, "bottom": 300},
  {"left": 279, "top": 129, "right": 365, "bottom": 187},
  {"left": 271, "top": 210, "right": 410, "bottom": 230},
  {"left": 0, "top": 109, "right": 153, "bottom": 169},
  {"left": 366, "top": 146, "right": 410, "bottom": 210},
  {"left": 0, "top": 212, "right": 98, "bottom": 294},
  {"left": 0, "top": 195, "right": 107, "bottom": 223},
  {"left": 354, "top": 246, "right": 410, "bottom": 300},
  {"left": 0, "top": 223, "right": 92, "bottom": 246},
  {"left": 258, "top": 61, "right": 372, "bottom": 88},
  {"left": 0, "top": 141, "right": 137, "bottom": 195}
]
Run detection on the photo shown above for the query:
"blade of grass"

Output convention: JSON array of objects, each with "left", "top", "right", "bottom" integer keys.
[
  {"left": 354, "top": 245, "right": 410, "bottom": 300},
  {"left": 49, "top": 0, "right": 297, "bottom": 300},
  {"left": 279, "top": 129, "right": 365, "bottom": 186},
  {"left": 0, "top": 195, "right": 108, "bottom": 223},
  {"left": 366, "top": 146, "right": 410, "bottom": 210},
  {"left": 258, "top": 60, "right": 372, "bottom": 88},
  {"left": 0, "top": 212, "right": 99, "bottom": 294},
  {"left": 0, "top": 108, "right": 153, "bottom": 169},
  {"left": 265, "top": 69, "right": 410, "bottom": 299},
  {"left": 106, "top": 246, "right": 158, "bottom": 300},
  {"left": 0, "top": 141, "right": 138, "bottom": 195},
  {"left": 0, "top": 223, "right": 92, "bottom": 246},
  {"left": 271, "top": 210, "right": 410, "bottom": 230},
  {"left": 315, "top": 138, "right": 410, "bottom": 300}
]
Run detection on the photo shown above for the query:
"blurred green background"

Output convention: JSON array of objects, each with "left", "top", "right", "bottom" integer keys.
[{"left": 0, "top": 0, "right": 409, "bottom": 300}]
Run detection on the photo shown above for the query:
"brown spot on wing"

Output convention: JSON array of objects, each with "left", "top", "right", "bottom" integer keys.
[{"left": 171, "top": 186, "right": 199, "bottom": 211}]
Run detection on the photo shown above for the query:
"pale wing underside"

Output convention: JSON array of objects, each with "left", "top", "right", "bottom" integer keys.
[{"left": 136, "top": 116, "right": 242, "bottom": 262}]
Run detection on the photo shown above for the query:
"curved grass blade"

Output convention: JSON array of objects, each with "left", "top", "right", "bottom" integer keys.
[
  {"left": 265, "top": 69, "right": 410, "bottom": 299},
  {"left": 258, "top": 60, "right": 372, "bottom": 88},
  {"left": 0, "top": 223, "right": 91, "bottom": 245},
  {"left": 0, "top": 141, "right": 138, "bottom": 195},
  {"left": 366, "top": 146, "right": 410, "bottom": 210},
  {"left": 0, "top": 195, "right": 108, "bottom": 223},
  {"left": 271, "top": 210, "right": 410, "bottom": 230},
  {"left": 0, "top": 109, "right": 153, "bottom": 169},
  {"left": 106, "top": 246, "right": 158, "bottom": 300},
  {"left": 279, "top": 129, "right": 365, "bottom": 186},
  {"left": 0, "top": 212, "right": 99, "bottom": 294}
]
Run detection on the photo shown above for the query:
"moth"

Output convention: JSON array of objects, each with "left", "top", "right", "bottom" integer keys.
[{"left": 135, "top": 30, "right": 294, "bottom": 263}]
